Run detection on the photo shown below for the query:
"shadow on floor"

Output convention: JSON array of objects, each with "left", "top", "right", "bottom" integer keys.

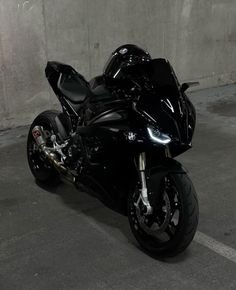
[{"left": 35, "top": 179, "right": 190, "bottom": 263}]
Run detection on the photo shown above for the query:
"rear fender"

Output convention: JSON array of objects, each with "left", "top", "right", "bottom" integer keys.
[{"left": 147, "top": 158, "right": 187, "bottom": 207}]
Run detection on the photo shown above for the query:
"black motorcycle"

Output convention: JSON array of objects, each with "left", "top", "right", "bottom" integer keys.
[{"left": 27, "top": 44, "right": 199, "bottom": 257}]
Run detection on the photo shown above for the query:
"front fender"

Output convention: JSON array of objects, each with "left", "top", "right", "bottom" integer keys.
[{"left": 147, "top": 158, "right": 187, "bottom": 206}]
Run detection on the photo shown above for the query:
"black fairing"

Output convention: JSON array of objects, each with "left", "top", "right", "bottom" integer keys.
[
  {"left": 44, "top": 57, "right": 196, "bottom": 214},
  {"left": 84, "top": 59, "right": 196, "bottom": 157},
  {"left": 118, "top": 58, "right": 196, "bottom": 156},
  {"left": 104, "top": 44, "right": 151, "bottom": 79}
]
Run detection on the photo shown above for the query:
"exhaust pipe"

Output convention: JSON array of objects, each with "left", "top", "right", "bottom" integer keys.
[
  {"left": 32, "top": 126, "right": 46, "bottom": 147},
  {"left": 32, "top": 126, "right": 75, "bottom": 182}
]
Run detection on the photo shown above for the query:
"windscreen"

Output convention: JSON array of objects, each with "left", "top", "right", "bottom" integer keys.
[{"left": 121, "top": 58, "right": 180, "bottom": 97}]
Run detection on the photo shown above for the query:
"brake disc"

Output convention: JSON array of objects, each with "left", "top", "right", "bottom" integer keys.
[{"left": 135, "top": 191, "right": 171, "bottom": 235}]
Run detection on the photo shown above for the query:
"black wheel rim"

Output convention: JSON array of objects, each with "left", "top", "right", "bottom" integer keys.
[{"left": 130, "top": 176, "right": 182, "bottom": 245}]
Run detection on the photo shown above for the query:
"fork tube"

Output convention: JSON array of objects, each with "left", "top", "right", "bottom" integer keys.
[{"left": 138, "top": 152, "right": 153, "bottom": 215}]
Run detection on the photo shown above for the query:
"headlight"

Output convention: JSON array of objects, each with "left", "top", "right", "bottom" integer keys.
[{"left": 147, "top": 127, "right": 171, "bottom": 145}]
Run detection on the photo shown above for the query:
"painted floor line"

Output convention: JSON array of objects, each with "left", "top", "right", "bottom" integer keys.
[
  {"left": 194, "top": 231, "right": 236, "bottom": 264},
  {"left": 79, "top": 213, "right": 236, "bottom": 263}
]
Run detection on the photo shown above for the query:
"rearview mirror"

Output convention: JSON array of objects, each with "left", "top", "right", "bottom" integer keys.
[{"left": 181, "top": 82, "right": 200, "bottom": 92}]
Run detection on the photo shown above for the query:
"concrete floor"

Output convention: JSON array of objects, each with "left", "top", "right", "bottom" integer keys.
[{"left": 0, "top": 84, "right": 236, "bottom": 289}]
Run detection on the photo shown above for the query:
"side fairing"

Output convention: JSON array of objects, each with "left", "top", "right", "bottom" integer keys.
[
  {"left": 120, "top": 58, "right": 197, "bottom": 149},
  {"left": 136, "top": 92, "right": 195, "bottom": 146}
]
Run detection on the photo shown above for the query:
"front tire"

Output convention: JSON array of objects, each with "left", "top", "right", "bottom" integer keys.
[{"left": 128, "top": 173, "right": 199, "bottom": 257}]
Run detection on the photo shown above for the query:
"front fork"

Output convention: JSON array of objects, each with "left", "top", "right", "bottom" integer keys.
[{"left": 134, "top": 152, "right": 153, "bottom": 215}]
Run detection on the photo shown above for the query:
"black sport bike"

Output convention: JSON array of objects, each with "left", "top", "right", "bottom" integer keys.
[{"left": 27, "top": 45, "right": 199, "bottom": 257}]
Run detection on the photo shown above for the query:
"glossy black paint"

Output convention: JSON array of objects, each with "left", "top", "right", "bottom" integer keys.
[
  {"left": 104, "top": 44, "right": 151, "bottom": 79},
  {"left": 45, "top": 57, "right": 196, "bottom": 214},
  {"left": 147, "top": 158, "right": 187, "bottom": 209}
]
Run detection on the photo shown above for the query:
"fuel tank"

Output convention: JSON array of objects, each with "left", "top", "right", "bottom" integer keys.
[{"left": 83, "top": 76, "right": 133, "bottom": 126}]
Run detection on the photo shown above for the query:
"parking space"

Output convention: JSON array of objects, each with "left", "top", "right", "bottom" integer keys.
[{"left": 0, "top": 85, "right": 235, "bottom": 289}]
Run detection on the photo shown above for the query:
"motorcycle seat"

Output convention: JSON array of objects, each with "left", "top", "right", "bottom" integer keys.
[{"left": 58, "top": 67, "right": 91, "bottom": 104}]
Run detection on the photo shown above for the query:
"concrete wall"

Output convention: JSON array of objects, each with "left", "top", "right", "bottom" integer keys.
[{"left": 0, "top": 0, "right": 235, "bottom": 130}]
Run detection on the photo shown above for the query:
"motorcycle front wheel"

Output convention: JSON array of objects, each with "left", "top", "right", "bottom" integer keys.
[{"left": 128, "top": 173, "right": 199, "bottom": 257}]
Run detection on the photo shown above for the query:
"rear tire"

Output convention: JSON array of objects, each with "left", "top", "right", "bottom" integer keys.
[
  {"left": 128, "top": 173, "right": 199, "bottom": 257},
  {"left": 27, "top": 110, "right": 61, "bottom": 185}
]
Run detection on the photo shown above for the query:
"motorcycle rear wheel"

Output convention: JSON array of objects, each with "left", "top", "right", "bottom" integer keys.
[
  {"left": 128, "top": 173, "right": 199, "bottom": 257},
  {"left": 27, "top": 110, "right": 61, "bottom": 185}
]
